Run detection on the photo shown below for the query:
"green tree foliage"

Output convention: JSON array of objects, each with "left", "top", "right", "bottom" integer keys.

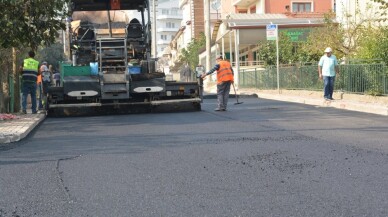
[
  {"left": 300, "top": 8, "right": 380, "bottom": 62},
  {"left": 0, "top": 0, "right": 69, "bottom": 50},
  {"left": 301, "top": 13, "right": 346, "bottom": 59},
  {"left": 0, "top": 48, "right": 14, "bottom": 112},
  {"left": 356, "top": 26, "right": 388, "bottom": 64},
  {"left": 256, "top": 32, "right": 295, "bottom": 65},
  {"left": 36, "top": 43, "right": 66, "bottom": 69},
  {"left": 180, "top": 33, "right": 206, "bottom": 70},
  {"left": 0, "top": 0, "right": 69, "bottom": 112}
]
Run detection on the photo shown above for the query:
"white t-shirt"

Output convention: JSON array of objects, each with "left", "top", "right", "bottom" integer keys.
[
  {"left": 40, "top": 65, "right": 51, "bottom": 82},
  {"left": 318, "top": 55, "right": 338, "bottom": 77}
]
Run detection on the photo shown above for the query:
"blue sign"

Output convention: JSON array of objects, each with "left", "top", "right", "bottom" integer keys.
[{"left": 266, "top": 24, "right": 278, "bottom": 40}]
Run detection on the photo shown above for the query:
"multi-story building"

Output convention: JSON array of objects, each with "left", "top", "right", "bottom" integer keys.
[
  {"left": 231, "top": 0, "right": 333, "bottom": 14},
  {"left": 155, "top": 0, "right": 182, "bottom": 58},
  {"left": 167, "top": 0, "right": 339, "bottom": 83},
  {"left": 199, "top": 0, "right": 334, "bottom": 85},
  {"left": 168, "top": 0, "right": 220, "bottom": 77}
]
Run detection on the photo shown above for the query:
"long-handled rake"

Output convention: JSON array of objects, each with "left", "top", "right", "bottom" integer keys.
[{"left": 232, "top": 83, "right": 243, "bottom": 105}]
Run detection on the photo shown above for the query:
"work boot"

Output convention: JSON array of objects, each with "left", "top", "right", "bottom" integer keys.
[{"left": 22, "top": 110, "right": 27, "bottom": 114}]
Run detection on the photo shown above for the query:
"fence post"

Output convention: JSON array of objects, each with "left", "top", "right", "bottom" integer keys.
[
  {"left": 9, "top": 74, "right": 14, "bottom": 113},
  {"left": 384, "top": 65, "right": 387, "bottom": 95}
]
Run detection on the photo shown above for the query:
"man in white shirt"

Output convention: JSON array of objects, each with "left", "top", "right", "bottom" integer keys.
[{"left": 318, "top": 47, "right": 339, "bottom": 100}]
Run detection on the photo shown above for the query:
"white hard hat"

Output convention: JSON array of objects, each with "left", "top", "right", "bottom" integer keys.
[{"left": 324, "top": 47, "right": 332, "bottom": 53}]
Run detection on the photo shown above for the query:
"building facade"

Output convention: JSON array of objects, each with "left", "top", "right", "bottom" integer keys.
[
  {"left": 167, "top": 0, "right": 355, "bottom": 83},
  {"left": 155, "top": 0, "right": 182, "bottom": 58},
  {"left": 167, "top": 0, "right": 220, "bottom": 76}
]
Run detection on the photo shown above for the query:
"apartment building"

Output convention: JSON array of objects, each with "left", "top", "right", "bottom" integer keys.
[
  {"left": 155, "top": 0, "right": 182, "bottom": 58},
  {"left": 166, "top": 0, "right": 339, "bottom": 83},
  {"left": 167, "top": 0, "right": 221, "bottom": 74}
]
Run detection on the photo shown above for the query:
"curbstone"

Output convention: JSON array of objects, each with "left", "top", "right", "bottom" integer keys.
[{"left": 0, "top": 114, "right": 46, "bottom": 144}]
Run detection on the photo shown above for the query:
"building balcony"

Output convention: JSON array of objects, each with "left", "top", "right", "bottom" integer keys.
[
  {"left": 157, "top": 27, "right": 180, "bottom": 32},
  {"left": 157, "top": 14, "right": 182, "bottom": 20},
  {"left": 157, "top": 39, "right": 171, "bottom": 45},
  {"left": 231, "top": 60, "right": 266, "bottom": 68},
  {"left": 284, "top": 12, "right": 327, "bottom": 18}
]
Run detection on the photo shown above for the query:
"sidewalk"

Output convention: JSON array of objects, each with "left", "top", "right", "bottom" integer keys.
[
  {"left": 0, "top": 110, "right": 46, "bottom": 144},
  {"left": 204, "top": 82, "right": 388, "bottom": 116},
  {"left": 240, "top": 89, "right": 388, "bottom": 116}
]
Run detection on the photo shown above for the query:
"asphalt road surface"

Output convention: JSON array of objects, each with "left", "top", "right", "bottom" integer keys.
[{"left": 1, "top": 98, "right": 388, "bottom": 217}]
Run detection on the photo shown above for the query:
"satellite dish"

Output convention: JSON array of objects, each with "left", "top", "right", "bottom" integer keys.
[{"left": 211, "top": 0, "right": 221, "bottom": 11}]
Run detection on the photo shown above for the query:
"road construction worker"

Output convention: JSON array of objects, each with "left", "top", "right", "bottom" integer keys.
[
  {"left": 21, "top": 51, "right": 40, "bottom": 114},
  {"left": 36, "top": 69, "right": 43, "bottom": 110},
  {"left": 201, "top": 55, "right": 234, "bottom": 111},
  {"left": 40, "top": 62, "right": 52, "bottom": 110}
]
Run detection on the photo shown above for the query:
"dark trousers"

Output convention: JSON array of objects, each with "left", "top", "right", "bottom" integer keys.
[
  {"left": 37, "top": 83, "right": 43, "bottom": 109},
  {"left": 22, "top": 82, "right": 37, "bottom": 113},
  {"left": 217, "top": 81, "right": 232, "bottom": 110}
]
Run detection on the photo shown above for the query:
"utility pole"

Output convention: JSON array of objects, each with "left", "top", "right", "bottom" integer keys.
[
  {"left": 204, "top": 0, "right": 211, "bottom": 76},
  {"left": 152, "top": 0, "right": 157, "bottom": 58}
]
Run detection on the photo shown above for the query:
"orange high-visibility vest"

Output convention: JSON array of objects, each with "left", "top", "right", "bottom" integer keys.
[
  {"left": 216, "top": 60, "right": 234, "bottom": 84},
  {"left": 37, "top": 74, "right": 42, "bottom": 84}
]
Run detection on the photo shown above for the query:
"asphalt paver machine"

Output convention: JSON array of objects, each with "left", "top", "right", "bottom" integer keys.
[{"left": 48, "top": 0, "right": 202, "bottom": 116}]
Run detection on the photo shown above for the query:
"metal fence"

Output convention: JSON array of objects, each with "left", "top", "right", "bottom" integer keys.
[{"left": 239, "top": 63, "right": 388, "bottom": 95}]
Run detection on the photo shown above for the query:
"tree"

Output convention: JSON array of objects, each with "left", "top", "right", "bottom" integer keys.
[
  {"left": 301, "top": 13, "right": 347, "bottom": 60},
  {"left": 36, "top": 43, "right": 66, "bottom": 70},
  {"left": 256, "top": 32, "right": 296, "bottom": 65},
  {"left": 0, "top": 0, "right": 68, "bottom": 112},
  {"left": 302, "top": 6, "right": 384, "bottom": 63},
  {"left": 356, "top": 26, "right": 388, "bottom": 64},
  {"left": 0, "top": 0, "right": 68, "bottom": 50},
  {"left": 0, "top": 48, "right": 14, "bottom": 113},
  {"left": 180, "top": 33, "right": 206, "bottom": 71}
]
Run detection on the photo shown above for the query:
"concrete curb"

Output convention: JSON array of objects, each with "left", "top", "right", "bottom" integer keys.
[
  {"left": 0, "top": 114, "right": 46, "bottom": 144},
  {"left": 19, "top": 114, "right": 46, "bottom": 142}
]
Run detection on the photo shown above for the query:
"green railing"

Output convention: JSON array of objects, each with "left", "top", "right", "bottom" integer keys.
[{"left": 239, "top": 63, "right": 388, "bottom": 95}]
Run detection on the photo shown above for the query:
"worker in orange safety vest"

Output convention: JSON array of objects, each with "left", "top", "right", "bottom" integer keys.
[{"left": 201, "top": 55, "right": 234, "bottom": 111}]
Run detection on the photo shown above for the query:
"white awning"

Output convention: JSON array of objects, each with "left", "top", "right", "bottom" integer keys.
[
  {"left": 214, "top": 13, "right": 328, "bottom": 44},
  {"left": 226, "top": 13, "right": 325, "bottom": 29}
]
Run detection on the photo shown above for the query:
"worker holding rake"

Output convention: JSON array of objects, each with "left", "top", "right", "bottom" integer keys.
[{"left": 201, "top": 55, "right": 235, "bottom": 111}]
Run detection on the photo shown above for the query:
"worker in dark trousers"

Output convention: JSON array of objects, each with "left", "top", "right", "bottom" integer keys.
[
  {"left": 20, "top": 51, "right": 40, "bottom": 114},
  {"left": 201, "top": 55, "right": 234, "bottom": 111}
]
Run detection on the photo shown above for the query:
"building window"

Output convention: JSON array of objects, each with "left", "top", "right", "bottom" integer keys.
[
  {"left": 237, "top": 9, "right": 247, "bottom": 14},
  {"left": 161, "top": 35, "right": 167, "bottom": 40},
  {"left": 162, "top": 9, "right": 169, "bottom": 15},
  {"left": 171, "top": 8, "right": 179, "bottom": 15},
  {"left": 250, "top": 6, "right": 256, "bottom": 14},
  {"left": 292, "top": 2, "right": 312, "bottom": 12},
  {"left": 166, "top": 22, "right": 175, "bottom": 28}
]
